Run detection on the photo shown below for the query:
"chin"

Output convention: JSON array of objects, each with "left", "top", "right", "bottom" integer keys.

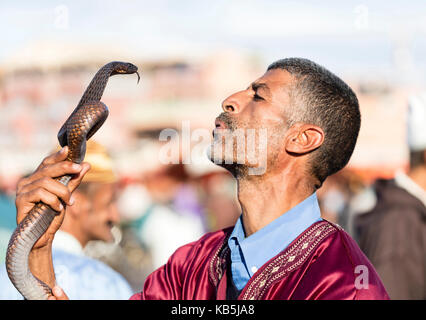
[
  {"left": 205, "top": 147, "right": 239, "bottom": 177},
  {"left": 207, "top": 141, "right": 239, "bottom": 164}
]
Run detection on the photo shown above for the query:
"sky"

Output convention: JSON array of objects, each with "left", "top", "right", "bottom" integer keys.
[{"left": 1, "top": 0, "right": 426, "bottom": 82}]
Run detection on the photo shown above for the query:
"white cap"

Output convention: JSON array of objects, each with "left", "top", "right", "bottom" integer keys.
[{"left": 407, "top": 93, "right": 426, "bottom": 151}]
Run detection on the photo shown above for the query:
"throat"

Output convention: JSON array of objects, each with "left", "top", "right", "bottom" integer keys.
[{"left": 236, "top": 173, "right": 313, "bottom": 236}]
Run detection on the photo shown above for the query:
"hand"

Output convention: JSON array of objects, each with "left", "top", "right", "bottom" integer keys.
[
  {"left": 48, "top": 286, "right": 69, "bottom": 300},
  {"left": 15, "top": 146, "right": 91, "bottom": 249}
]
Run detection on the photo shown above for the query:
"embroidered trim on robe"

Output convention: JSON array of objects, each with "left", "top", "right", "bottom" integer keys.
[{"left": 209, "top": 220, "right": 337, "bottom": 300}]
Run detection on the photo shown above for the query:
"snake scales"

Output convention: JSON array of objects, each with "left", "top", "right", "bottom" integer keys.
[{"left": 5, "top": 61, "right": 139, "bottom": 300}]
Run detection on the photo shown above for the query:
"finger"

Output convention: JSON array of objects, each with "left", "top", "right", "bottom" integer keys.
[
  {"left": 36, "top": 146, "right": 69, "bottom": 170},
  {"left": 16, "top": 177, "right": 30, "bottom": 195},
  {"left": 19, "top": 177, "right": 74, "bottom": 206},
  {"left": 16, "top": 188, "right": 64, "bottom": 224},
  {"left": 68, "top": 162, "right": 91, "bottom": 193},
  {"left": 52, "top": 286, "right": 69, "bottom": 300},
  {"left": 28, "top": 161, "right": 83, "bottom": 186}
]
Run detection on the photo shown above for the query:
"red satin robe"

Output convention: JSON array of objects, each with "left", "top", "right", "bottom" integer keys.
[{"left": 130, "top": 220, "right": 389, "bottom": 300}]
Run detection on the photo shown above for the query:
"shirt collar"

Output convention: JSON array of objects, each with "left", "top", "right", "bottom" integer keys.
[
  {"left": 228, "top": 192, "right": 322, "bottom": 276},
  {"left": 52, "top": 230, "right": 84, "bottom": 256}
]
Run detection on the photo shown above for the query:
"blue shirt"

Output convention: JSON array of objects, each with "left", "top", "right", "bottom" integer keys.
[
  {"left": 0, "top": 231, "right": 134, "bottom": 300},
  {"left": 228, "top": 192, "right": 323, "bottom": 290},
  {"left": 0, "top": 249, "right": 134, "bottom": 300}
]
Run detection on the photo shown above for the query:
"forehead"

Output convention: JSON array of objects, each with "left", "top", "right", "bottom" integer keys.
[{"left": 254, "top": 68, "right": 294, "bottom": 92}]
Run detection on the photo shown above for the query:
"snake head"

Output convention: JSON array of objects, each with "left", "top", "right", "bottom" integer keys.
[{"left": 111, "top": 62, "right": 140, "bottom": 83}]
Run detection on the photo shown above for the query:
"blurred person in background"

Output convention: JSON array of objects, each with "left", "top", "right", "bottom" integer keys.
[
  {"left": 86, "top": 180, "right": 154, "bottom": 293},
  {"left": 0, "top": 140, "right": 133, "bottom": 299},
  {"left": 199, "top": 171, "right": 241, "bottom": 230},
  {"left": 316, "top": 172, "right": 351, "bottom": 224},
  {"left": 316, "top": 169, "right": 371, "bottom": 234},
  {"left": 354, "top": 95, "right": 426, "bottom": 300},
  {"left": 132, "top": 164, "right": 204, "bottom": 270}
]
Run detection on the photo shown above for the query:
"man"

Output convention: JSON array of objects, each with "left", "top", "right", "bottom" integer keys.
[
  {"left": 1, "top": 141, "right": 133, "bottom": 299},
  {"left": 355, "top": 94, "right": 426, "bottom": 300},
  {"left": 16, "top": 58, "right": 388, "bottom": 300}
]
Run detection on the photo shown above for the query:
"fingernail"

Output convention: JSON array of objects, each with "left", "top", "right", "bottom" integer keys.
[
  {"left": 72, "top": 163, "right": 81, "bottom": 170},
  {"left": 59, "top": 203, "right": 64, "bottom": 211},
  {"left": 69, "top": 196, "right": 75, "bottom": 205}
]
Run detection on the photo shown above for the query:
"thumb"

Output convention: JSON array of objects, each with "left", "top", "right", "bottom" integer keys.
[
  {"left": 68, "top": 162, "right": 91, "bottom": 192},
  {"left": 50, "top": 286, "right": 69, "bottom": 300}
]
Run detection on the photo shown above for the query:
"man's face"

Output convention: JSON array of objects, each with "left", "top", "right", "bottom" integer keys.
[
  {"left": 208, "top": 68, "right": 294, "bottom": 176},
  {"left": 80, "top": 182, "right": 120, "bottom": 243}
]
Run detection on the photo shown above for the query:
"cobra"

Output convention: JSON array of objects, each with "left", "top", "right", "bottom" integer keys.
[{"left": 5, "top": 61, "right": 140, "bottom": 300}]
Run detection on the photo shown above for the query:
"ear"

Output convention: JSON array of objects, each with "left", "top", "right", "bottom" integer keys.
[{"left": 285, "top": 123, "right": 324, "bottom": 155}]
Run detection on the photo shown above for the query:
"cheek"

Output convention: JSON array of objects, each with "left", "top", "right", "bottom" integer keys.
[
  {"left": 84, "top": 212, "right": 97, "bottom": 229},
  {"left": 85, "top": 209, "right": 107, "bottom": 231},
  {"left": 245, "top": 102, "right": 285, "bottom": 127},
  {"left": 265, "top": 123, "right": 287, "bottom": 156},
  {"left": 261, "top": 107, "right": 287, "bottom": 126},
  {"left": 76, "top": 202, "right": 91, "bottom": 225},
  {"left": 93, "top": 209, "right": 109, "bottom": 224}
]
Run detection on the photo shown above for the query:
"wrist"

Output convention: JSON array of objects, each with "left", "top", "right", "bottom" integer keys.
[
  {"left": 30, "top": 242, "right": 52, "bottom": 256},
  {"left": 29, "top": 242, "right": 56, "bottom": 288}
]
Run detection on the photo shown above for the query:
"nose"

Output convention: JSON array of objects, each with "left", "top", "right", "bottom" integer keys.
[
  {"left": 221, "top": 90, "right": 244, "bottom": 114},
  {"left": 222, "top": 100, "right": 236, "bottom": 113}
]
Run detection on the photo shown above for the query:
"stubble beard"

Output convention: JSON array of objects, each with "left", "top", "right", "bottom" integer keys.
[{"left": 207, "top": 113, "right": 274, "bottom": 179}]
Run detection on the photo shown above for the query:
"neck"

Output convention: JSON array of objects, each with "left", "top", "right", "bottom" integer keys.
[
  {"left": 71, "top": 230, "right": 89, "bottom": 248},
  {"left": 236, "top": 163, "right": 314, "bottom": 237},
  {"left": 60, "top": 223, "right": 89, "bottom": 248}
]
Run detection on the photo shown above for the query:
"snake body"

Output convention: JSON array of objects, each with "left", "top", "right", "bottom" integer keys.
[{"left": 5, "top": 61, "right": 139, "bottom": 300}]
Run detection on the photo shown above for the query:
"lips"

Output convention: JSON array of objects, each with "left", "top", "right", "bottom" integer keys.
[
  {"left": 215, "top": 118, "right": 227, "bottom": 129},
  {"left": 213, "top": 118, "right": 229, "bottom": 138}
]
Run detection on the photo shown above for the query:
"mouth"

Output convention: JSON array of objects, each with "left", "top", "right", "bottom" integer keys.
[
  {"left": 213, "top": 118, "right": 227, "bottom": 138},
  {"left": 215, "top": 118, "right": 227, "bottom": 130}
]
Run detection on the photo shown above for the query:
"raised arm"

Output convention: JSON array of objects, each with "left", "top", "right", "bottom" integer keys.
[{"left": 14, "top": 146, "right": 90, "bottom": 295}]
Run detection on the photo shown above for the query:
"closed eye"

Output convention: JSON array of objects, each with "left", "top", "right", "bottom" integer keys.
[
  {"left": 253, "top": 92, "right": 264, "bottom": 101},
  {"left": 250, "top": 82, "right": 269, "bottom": 101}
]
